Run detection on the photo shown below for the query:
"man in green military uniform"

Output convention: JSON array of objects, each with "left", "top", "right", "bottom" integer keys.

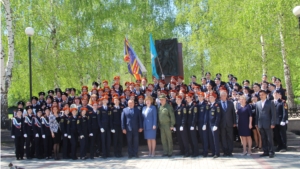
[{"left": 158, "top": 94, "right": 175, "bottom": 157}]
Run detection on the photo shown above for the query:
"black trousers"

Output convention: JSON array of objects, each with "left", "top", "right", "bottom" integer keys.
[
  {"left": 176, "top": 126, "right": 189, "bottom": 155},
  {"left": 274, "top": 125, "right": 287, "bottom": 149},
  {"left": 43, "top": 135, "right": 53, "bottom": 158},
  {"left": 220, "top": 126, "right": 234, "bottom": 155},
  {"left": 70, "top": 133, "right": 78, "bottom": 159},
  {"left": 101, "top": 129, "right": 111, "bottom": 157},
  {"left": 259, "top": 128, "right": 274, "bottom": 155},
  {"left": 188, "top": 128, "right": 199, "bottom": 156},
  {"left": 34, "top": 136, "right": 42, "bottom": 158},
  {"left": 113, "top": 127, "right": 123, "bottom": 156},
  {"left": 126, "top": 130, "right": 139, "bottom": 156},
  {"left": 198, "top": 122, "right": 209, "bottom": 155},
  {"left": 26, "top": 135, "right": 35, "bottom": 158},
  {"left": 14, "top": 136, "right": 24, "bottom": 159},
  {"left": 79, "top": 135, "right": 88, "bottom": 158},
  {"left": 90, "top": 129, "right": 100, "bottom": 158},
  {"left": 62, "top": 136, "right": 69, "bottom": 159}
]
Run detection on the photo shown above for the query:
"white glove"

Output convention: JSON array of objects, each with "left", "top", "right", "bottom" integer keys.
[
  {"left": 179, "top": 126, "right": 183, "bottom": 131},
  {"left": 100, "top": 128, "right": 105, "bottom": 133},
  {"left": 24, "top": 134, "right": 27, "bottom": 138},
  {"left": 202, "top": 125, "right": 206, "bottom": 131},
  {"left": 89, "top": 133, "right": 93, "bottom": 136},
  {"left": 42, "top": 135, "right": 45, "bottom": 138},
  {"left": 35, "top": 133, "right": 39, "bottom": 137},
  {"left": 111, "top": 129, "right": 115, "bottom": 133},
  {"left": 80, "top": 135, "right": 84, "bottom": 139},
  {"left": 64, "top": 133, "right": 67, "bottom": 137},
  {"left": 11, "top": 135, "right": 15, "bottom": 139},
  {"left": 68, "top": 135, "right": 71, "bottom": 139},
  {"left": 213, "top": 126, "right": 218, "bottom": 131},
  {"left": 190, "top": 126, "right": 194, "bottom": 130},
  {"left": 280, "top": 122, "right": 286, "bottom": 126},
  {"left": 286, "top": 120, "right": 288, "bottom": 124},
  {"left": 173, "top": 127, "right": 176, "bottom": 132},
  {"left": 196, "top": 126, "right": 198, "bottom": 130}
]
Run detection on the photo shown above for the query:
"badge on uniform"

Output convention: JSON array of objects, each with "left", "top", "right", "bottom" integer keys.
[
  {"left": 60, "top": 119, "right": 64, "bottom": 123},
  {"left": 108, "top": 111, "right": 111, "bottom": 115},
  {"left": 212, "top": 112, "right": 215, "bottom": 116},
  {"left": 67, "top": 120, "right": 70, "bottom": 124},
  {"left": 217, "top": 107, "right": 220, "bottom": 113},
  {"left": 77, "top": 120, "right": 80, "bottom": 124},
  {"left": 183, "top": 108, "right": 186, "bottom": 114},
  {"left": 206, "top": 105, "right": 209, "bottom": 110},
  {"left": 178, "top": 111, "right": 181, "bottom": 115},
  {"left": 189, "top": 111, "right": 191, "bottom": 114},
  {"left": 97, "top": 110, "right": 100, "bottom": 114},
  {"left": 113, "top": 110, "right": 117, "bottom": 112},
  {"left": 194, "top": 107, "right": 197, "bottom": 113}
]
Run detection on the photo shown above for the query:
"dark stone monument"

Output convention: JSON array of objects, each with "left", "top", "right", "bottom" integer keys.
[{"left": 155, "top": 38, "right": 183, "bottom": 83}]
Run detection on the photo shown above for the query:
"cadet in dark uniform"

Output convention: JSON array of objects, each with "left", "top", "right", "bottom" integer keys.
[
  {"left": 98, "top": 95, "right": 112, "bottom": 158},
  {"left": 111, "top": 96, "right": 123, "bottom": 157},
  {"left": 33, "top": 108, "right": 43, "bottom": 159},
  {"left": 67, "top": 107, "right": 79, "bottom": 160},
  {"left": 185, "top": 93, "right": 199, "bottom": 157},
  {"left": 41, "top": 106, "right": 52, "bottom": 159},
  {"left": 77, "top": 107, "right": 89, "bottom": 160},
  {"left": 88, "top": 102, "right": 100, "bottom": 159},
  {"left": 136, "top": 95, "right": 145, "bottom": 145},
  {"left": 11, "top": 108, "right": 25, "bottom": 160},
  {"left": 206, "top": 92, "right": 221, "bottom": 158},
  {"left": 174, "top": 95, "right": 189, "bottom": 157},
  {"left": 24, "top": 106, "right": 35, "bottom": 159},
  {"left": 60, "top": 107, "right": 70, "bottom": 159},
  {"left": 197, "top": 91, "right": 209, "bottom": 157},
  {"left": 273, "top": 90, "right": 288, "bottom": 152}
]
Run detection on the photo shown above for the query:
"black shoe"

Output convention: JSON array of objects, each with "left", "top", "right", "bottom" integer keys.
[
  {"left": 27, "top": 157, "right": 32, "bottom": 160},
  {"left": 269, "top": 154, "right": 274, "bottom": 158},
  {"left": 168, "top": 154, "right": 172, "bottom": 157},
  {"left": 203, "top": 154, "right": 207, "bottom": 157},
  {"left": 119, "top": 154, "right": 123, "bottom": 158},
  {"left": 275, "top": 148, "right": 281, "bottom": 152},
  {"left": 213, "top": 155, "right": 219, "bottom": 158},
  {"left": 183, "top": 153, "right": 190, "bottom": 158},
  {"left": 102, "top": 156, "right": 107, "bottom": 159},
  {"left": 72, "top": 158, "right": 78, "bottom": 160},
  {"left": 228, "top": 153, "right": 233, "bottom": 157},
  {"left": 17, "top": 158, "right": 20, "bottom": 160},
  {"left": 90, "top": 157, "right": 94, "bottom": 159},
  {"left": 208, "top": 154, "right": 215, "bottom": 157},
  {"left": 20, "top": 157, "right": 24, "bottom": 160},
  {"left": 45, "top": 157, "right": 49, "bottom": 160},
  {"left": 260, "top": 153, "right": 269, "bottom": 157},
  {"left": 223, "top": 153, "right": 228, "bottom": 157},
  {"left": 134, "top": 155, "right": 139, "bottom": 158},
  {"left": 280, "top": 149, "right": 286, "bottom": 152},
  {"left": 128, "top": 155, "right": 132, "bottom": 159},
  {"left": 162, "top": 154, "right": 168, "bottom": 157},
  {"left": 191, "top": 154, "right": 198, "bottom": 157}
]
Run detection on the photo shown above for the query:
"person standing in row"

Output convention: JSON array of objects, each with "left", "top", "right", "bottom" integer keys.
[
  {"left": 41, "top": 107, "right": 52, "bottom": 159},
  {"left": 88, "top": 102, "right": 100, "bottom": 159},
  {"left": 237, "top": 95, "right": 253, "bottom": 155},
  {"left": 11, "top": 108, "right": 25, "bottom": 160},
  {"left": 141, "top": 96, "right": 157, "bottom": 157},
  {"left": 24, "top": 106, "right": 35, "bottom": 159},
  {"left": 121, "top": 100, "right": 143, "bottom": 158},
  {"left": 33, "top": 108, "right": 43, "bottom": 159},
  {"left": 49, "top": 106, "right": 61, "bottom": 160},
  {"left": 111, "top": 96, "right": 124, "bottom": 158},
  {"left": 77, "top": 107, "right": 89, "bottom": 160},
  {"left": 158, "top": 94, "right": 175, "bottom": 157},
  {"left": 60, "top": 107, "right": 70, "bottom": 159},
  {"left": 219, "top": 91, "right": 236, "bottom": 157},
  {"left": 68, "top": 107, "right": 79, "bottom": 160},
  {"left": 174, "top": 95, "right": 189, "bottom": 157},
  {"left": 255, "top": 90, "right": 276, "bottom": 158}
]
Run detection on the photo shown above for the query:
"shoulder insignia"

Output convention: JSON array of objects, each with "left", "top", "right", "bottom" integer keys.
[
  {"left": 183, "top": 108, "right": 186, "bottom": 114},
  {"left": 77, "top": 120, "right": 80, "bottom": 124},
  {"left": 97, "top": 110, "right": 100, "bottom": 114},
  {"left": 217, "top": 107, "right": 220, "bottom": 113},
  {"left": 194, "top": 107, "right": 197, "bottom": 113},
  {"left": 60, "top": 119, "right": 64, "bottom": 123},
  {"left": 67, "top": 120, "right": 70, "bottom": 124},
  {"left": 206, "top": 105, "right": 209, "bottom": 110}
]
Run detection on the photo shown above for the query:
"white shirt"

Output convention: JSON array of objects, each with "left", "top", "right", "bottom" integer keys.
[{"left": 261, "top": 99, "right": 266, "bottom": 108}]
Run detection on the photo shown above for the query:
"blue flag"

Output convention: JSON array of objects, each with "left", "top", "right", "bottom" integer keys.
[{"left": 150, "top": 34, "right": 159, "bottom": 79}]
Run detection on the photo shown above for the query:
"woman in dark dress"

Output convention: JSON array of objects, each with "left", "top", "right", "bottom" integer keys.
[
  {"left": 49, "top": 106, "right": 61, "bottom": 160},
  {"left": 237, "top": 95, "right": 253, "bottom": 155}
]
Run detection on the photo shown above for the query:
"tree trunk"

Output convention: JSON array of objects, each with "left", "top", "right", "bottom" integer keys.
[
  {"left": 1, "top": 0, "right": 15, "bottom": 127},
  {"left": 279, "top": 31, "right": 296, "bottom": 110},
  {"left": 260, "top": 35, "right": 267, "bottom": 75}
]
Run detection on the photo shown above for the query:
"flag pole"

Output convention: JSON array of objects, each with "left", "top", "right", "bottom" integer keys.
[{"left": 155, "top": 57, "right": 164, "bottom": 79}]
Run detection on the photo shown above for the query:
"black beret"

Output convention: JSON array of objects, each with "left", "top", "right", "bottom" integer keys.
[
  {"left": 37, "top": 108, "right": 43, "bottom": 113},
  {"left": 38, "top": 92, "right": 45, "bottom": 96},
  {"left": 17, "top": 108, "right": 23, "bottom": 112},
  {"left": 54, "top": 88, "right": 62, "bottom": 93},
  {"left": 17, "top": 101, "right": 25, "bottom": 106},
  {"left": 48, "top": 90, "right": 54, "bottom": 94},
  {"left": 31, "top": 96, "right": 38, "bottom": 100},
  {"left": 214, "top": 77, "right": 220, "bottom": 81},
  {"left": 25, "top": 106, "right": 33, "bottom": 110},
  {"left": 61, "top": 92, "right": 68, "bottom": 97}
]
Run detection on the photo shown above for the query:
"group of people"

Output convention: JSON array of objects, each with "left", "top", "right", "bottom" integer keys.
[{"left": 11, "top": 73, "right": 288, "bottom": 160}]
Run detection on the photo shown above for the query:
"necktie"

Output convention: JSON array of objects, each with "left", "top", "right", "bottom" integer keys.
[{"left": 222, "top": 101, "right": 227, "bottom": 110}]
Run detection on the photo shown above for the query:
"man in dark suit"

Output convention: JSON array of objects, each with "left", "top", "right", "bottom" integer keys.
[
  {"left": 255, "top": 90, "right": 276, "bottom": 158},
  {"left": 273, "top": 90, "right": 288, "bottom": 152},
  {"left": 121, "top": 100, "right": 143, "bottom": 158},
  {"left": 219, "top": 91, "right": 236, "bottom": 157}
]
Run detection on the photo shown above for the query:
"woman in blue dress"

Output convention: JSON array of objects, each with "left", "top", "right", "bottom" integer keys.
[
  {"left": 237, "top": 95, "right": 253, "bottom": 155},
  {"left": 142, "top": 96, "right": 157, "bottom": 157}
]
